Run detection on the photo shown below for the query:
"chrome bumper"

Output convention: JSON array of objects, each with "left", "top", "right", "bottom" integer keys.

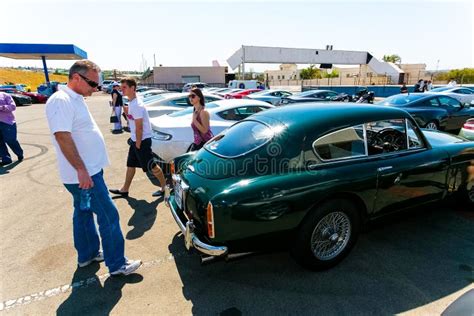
[{"left": 168, "top": 196, "right": 228, "bottom": 257}]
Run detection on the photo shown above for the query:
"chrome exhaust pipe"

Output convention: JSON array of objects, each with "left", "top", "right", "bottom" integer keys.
[{"left": 200, "top": 252, "right": 255, "bottom": 265}]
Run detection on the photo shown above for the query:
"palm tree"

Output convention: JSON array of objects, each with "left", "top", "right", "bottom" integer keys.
[{"left": 382, "top": 54, "right": 402, "bottom": 64}]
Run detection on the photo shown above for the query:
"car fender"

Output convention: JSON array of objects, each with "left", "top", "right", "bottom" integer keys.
[{"left": 403, "top": 107, "right": 448, "bottom": 129}]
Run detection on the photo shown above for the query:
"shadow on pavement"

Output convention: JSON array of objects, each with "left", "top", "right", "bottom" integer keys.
[
  {"left": 0, "top": 160, "right": 21, "bottom": 175},
  {"left": 57, "top": 263, "right": 143, "bottom": 316},
  {"left": 114, "top": 195, "right": 162, "bottom": 240},
  {"left": 169, "top": 206, "right": 474, "bottom": 315}
]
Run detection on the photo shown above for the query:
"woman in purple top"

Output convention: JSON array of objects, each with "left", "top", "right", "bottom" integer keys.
[
  {"left": 188, "top": 88, "right": 213, "bottom": 151},
  {"left": 0, "top": 92, "right": 24, "bottom": 165}
]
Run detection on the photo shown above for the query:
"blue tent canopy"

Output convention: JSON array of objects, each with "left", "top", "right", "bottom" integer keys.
[
  {"left": 0, "top": 43, "right": 87, "bottom": 88},
  {"left": 0, "top": 43, "right": 87, "bottom": 60}
]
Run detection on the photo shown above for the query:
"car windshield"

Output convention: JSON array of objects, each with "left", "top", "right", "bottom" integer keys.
[
  {"left": 378, "top": 94, "right": 426, "bottom": 105},
  {"left": 167, "top": 103, "right": 219, "bottom": 117},
  {"left": 143, "top": 94, "right": 168, "bottom": 104},
  {"left": 205, "top": 120, "right": 274, "bottom": 158},
  {"left": 430, "top": 87, "right": 451, "bottom": 92},
  {"left": 296, "top": 90, "right": 321, "bottom": 97}
]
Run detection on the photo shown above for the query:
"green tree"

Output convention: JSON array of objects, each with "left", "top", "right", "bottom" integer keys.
[
  {"left": 323, "top": 69, "right": 339, "bottom": 78},
  {"left": 382, "top": 54, "right": 402, "bottom": 64},
  {"left": 300, "top": 65, "right": 322, "bottom": 79},
  {"left": 434, "top": 68, "right": 474, "bottom": 84}
]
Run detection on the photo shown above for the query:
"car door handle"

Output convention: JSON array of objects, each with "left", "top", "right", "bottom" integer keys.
[
  {"left": 377, "top": 166, "right": 393, "bottom": 172},
  {"left": 394, "top": 173, "right": 403, "bottom": 185}
]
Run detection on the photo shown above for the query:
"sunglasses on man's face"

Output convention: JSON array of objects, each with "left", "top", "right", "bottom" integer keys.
[
  {"left": 77, "top": 73, "right": 99, "bottom": 88},
  {"left": 188, "top": 94, "right": 197, "bottom": 99}
]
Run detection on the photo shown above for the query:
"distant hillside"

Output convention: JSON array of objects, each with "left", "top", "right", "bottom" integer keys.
[{"left": 0, "top": 68, "right": 68, "bottom": 91}]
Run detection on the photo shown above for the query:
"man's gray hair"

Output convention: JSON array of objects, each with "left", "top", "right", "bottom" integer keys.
[{"left": 68, "top": 60, "right": 101, "bottom": 79}]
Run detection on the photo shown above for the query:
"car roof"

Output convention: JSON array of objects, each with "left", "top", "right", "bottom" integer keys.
[
  {"left": 250, "top": 103, "right": 412, "bottom": 137},
  {"left": 207, "top": 99, "right": 273, "bottom": 111}
]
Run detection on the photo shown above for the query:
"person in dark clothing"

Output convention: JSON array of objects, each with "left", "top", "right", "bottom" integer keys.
[
  {"left": 414, "top": 79, "right": 423, "bottom": 93},
  {"left": 111, "top": 83, "right": 123, "bottom": 133},
  {"left": 0, "top": 92, "right": 24, "bottom": 165},
  {"left": 400, "top": 84, "right": 408, "bottom": 94}
]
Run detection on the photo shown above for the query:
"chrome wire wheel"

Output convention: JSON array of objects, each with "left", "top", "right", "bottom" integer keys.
[
  {"left": 468, "top": 184, "right": 474, "bottom": 202},
  {"left": 311, "top": 211, "right": 351, "bottom": 261},
  {"left": 425, "top": 122, "right": 438, "bottom": 130}
]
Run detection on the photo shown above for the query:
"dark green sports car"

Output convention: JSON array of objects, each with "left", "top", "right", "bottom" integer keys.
[{"left": 167, "top": 103, "right": 474, "bottom": 270}]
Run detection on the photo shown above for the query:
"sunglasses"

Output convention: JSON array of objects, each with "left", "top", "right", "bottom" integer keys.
[
  {"left": 77, "top": 73, "right": 99, "bottom": 88},
  {"left": 188, "top": 94, "right": 197, "bottom": 99}
]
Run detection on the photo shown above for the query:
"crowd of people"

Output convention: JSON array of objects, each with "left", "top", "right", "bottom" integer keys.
[
  {"left": 400, "top": 78, "right": 457, "bottom": 94},
  {"left": 40, "top": 60, "right": 214, "bottom": 276}
]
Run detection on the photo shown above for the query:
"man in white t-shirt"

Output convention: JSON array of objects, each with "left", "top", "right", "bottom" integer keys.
[
  {"left": 109, "top": 78, "right": 167, "bottom": 198},
  {"left": 45, "top": 60, "right": 141, "bottom": 276},
  {"left": 447, "top": 78, "right": 457, "bottom": 87}
]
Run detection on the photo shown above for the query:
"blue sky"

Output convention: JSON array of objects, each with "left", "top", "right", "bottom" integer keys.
[{"left": 1, "top": 0, "right": 472, "bottom": 71}]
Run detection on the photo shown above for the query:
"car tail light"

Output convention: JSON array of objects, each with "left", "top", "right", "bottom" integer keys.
[
  {"left": 207, "top": 202, "right": 215, "bottom": 238},
  {"left": 463, "top": 121, "right": 474, "bottom": 130},
  {"left": 170, "top": 161, "right": 175, "bottom": 175}
]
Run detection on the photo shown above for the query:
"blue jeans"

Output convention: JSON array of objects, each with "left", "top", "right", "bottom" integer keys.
[
  {"left": 0, "top": 122, "right": 23, "bottom": 163},
  {"left": 113, "top": 106, "right": 122, "bottom": 130},
  {"left": 64, "top": 170, "right": 126, "bottom": 272}
]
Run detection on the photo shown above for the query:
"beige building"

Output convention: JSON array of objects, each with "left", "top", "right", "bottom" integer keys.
[
  {"left": 150, "top": 66, "right": 226, "bottom": 84},
  {"left": 264, "top": 64, "right": 300, "bottom": 81},
  {"left": 266, "top": 63, "right": 428, "bottom": 86}
]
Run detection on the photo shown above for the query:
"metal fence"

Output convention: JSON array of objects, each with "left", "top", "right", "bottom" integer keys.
[
  {"left": 268, "top": 76, "right": 450, "bottom": 88},
  {"left": 139, "top": 82, "right": 226, "bottom": 92}
]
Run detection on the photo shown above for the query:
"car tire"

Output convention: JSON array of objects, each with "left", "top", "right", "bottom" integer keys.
[
  {"left": 291, "top": 199, "right": 360, "bottom": 271},
  {"left": 458, "top": 181, "right": 474, "bottom": 208},
  {"left": 425, "top": 120, "right": 439, "bottom": 130}
]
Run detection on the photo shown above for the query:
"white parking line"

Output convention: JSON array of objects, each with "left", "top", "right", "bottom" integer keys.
[{"left": 0, "top": 250, "right": 188, "bottom": 311}]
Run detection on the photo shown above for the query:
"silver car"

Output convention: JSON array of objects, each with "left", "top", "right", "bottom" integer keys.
[
  {"left": 144, "top": 92, "right": 223, "bottom": 118},
  {"left": 430, "top": 86, "right": 474, "bottom": 104},
  {"left": 246, "top": 89, "right": 293, "bottom": 105}
]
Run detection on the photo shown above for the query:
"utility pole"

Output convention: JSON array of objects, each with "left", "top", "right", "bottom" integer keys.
[{"left": 154, "top": 54, "right": 156, "bottom": 67}]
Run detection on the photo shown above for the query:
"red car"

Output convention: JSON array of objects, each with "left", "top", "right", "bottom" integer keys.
[
  {"left": 0, "top": 88, "right": 48, "bottom": 103},
  {"left": 224, "top": 88, "right": 263, "bottom": 99}
]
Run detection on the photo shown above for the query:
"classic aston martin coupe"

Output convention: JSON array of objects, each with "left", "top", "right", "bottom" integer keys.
[{"left": 167, "top": 103, "right": 474, "bottom": 270}]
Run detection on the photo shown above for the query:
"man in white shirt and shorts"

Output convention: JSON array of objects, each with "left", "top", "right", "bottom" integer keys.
[{"left": 109, "top": 77, "right": 167, "bottom": 198}]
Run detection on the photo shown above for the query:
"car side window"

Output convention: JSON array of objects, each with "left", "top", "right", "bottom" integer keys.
[
  {"left": 406, "top": 119, "right": 425, "bottom": 149},
  {"left": 171, "top": 97, "right": 190, "bottom": 106},
  {"left": 325, "top": 92, "right": 338, "bottom": 99},
  {"left": 218, "top": 109, "right": 240, "bottom": 121},
  {"left": 458, "top": 89, "right": 473, "bottom": 95},
  {"left": 313, "top": 125, "right": 366, "bottom": 161},
  {"left": 218, "top": 106, "right": 266, "bottom": 121},
  {"left": 205, "top": 96, "right": 220, "bottom": 103},
  {"left": 438, "top": 96, "right": 461, "bottom": 108},
  {"left": 366, "top": 119, "right": 408, "bottom": 155}
]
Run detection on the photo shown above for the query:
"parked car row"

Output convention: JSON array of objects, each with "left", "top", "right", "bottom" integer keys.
[
  {"left": 0, "top": 87, "right": 47, "bottom": 104},
  {"left": 142, "top": 87, "right": 473, "bottom": 165},
  {"left": 0, "top": 87, "right": 33, "bottom": 106}
]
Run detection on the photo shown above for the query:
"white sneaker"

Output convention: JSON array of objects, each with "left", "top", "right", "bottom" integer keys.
[
  {"left": 78, "top": 251, "right": 104, "bottom": 268},
  {"left": 110, "top": 259, "right": 142, "bottom": 276}
]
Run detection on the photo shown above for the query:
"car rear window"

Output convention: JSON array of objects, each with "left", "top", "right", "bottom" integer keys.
[
  {"left": 205, "top": 120, "right": 273, "bottom": 158},
  {"left": 168, "top": 103, "right": 218, "bottom": 117},
  {"left": 379, "top": 94, "right": 425, "bottom": 105}
]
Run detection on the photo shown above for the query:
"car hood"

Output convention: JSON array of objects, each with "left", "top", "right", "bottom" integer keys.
[
  {"left": 422, "top": 129, "right": 470, "bottom": 147},
  {"left": 11, "top": 93, "right": 30, "bottom": 99},
  {"left": 285, "top": 96, "right": 325, "bottom": 101}
]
